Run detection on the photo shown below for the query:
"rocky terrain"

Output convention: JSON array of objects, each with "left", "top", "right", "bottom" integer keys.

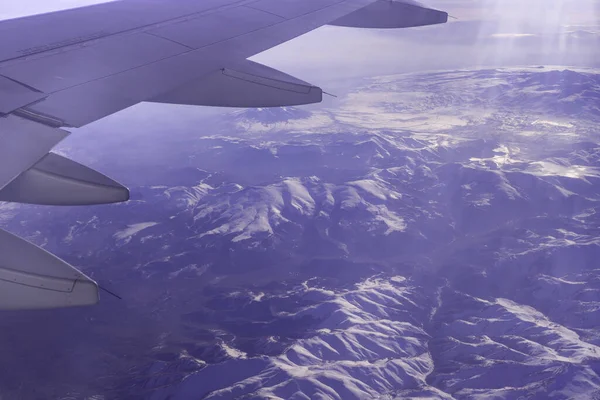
[{"left": 0, "top": 67, "right": 599, "bottom": 399}]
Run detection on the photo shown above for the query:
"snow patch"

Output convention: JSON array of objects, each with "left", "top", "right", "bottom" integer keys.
[{"left": 114, "top": 222, "right": 159, "bottom": 241}]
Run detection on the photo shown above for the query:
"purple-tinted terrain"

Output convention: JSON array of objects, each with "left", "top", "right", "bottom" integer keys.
[{"left": 0, "top": 67, "right": 599, "bottom": 399}]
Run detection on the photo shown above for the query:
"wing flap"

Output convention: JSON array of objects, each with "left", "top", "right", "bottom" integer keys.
[
  {"left": 330, "top": 0, "right": 448, "bottom": 28},
  {"left": 0, "top": 152, "right": 130, "bottom": 206},
  {"left": 0, "top": 228, "right": 98, "bottom": 310},
  {"left": 150, "top": 60, "right": 322, "bottom": 107}
]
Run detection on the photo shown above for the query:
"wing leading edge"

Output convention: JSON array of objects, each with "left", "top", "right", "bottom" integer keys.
[{"left": 0, "top": 0, "right": 448, "bottom": 310}]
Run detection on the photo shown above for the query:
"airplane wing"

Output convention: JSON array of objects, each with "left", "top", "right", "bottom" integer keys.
[{"left": 0, "top": 0, "right": 448, "bottom": 309}]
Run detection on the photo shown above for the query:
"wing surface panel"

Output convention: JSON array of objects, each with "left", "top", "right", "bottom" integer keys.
[
  {"left": 0, "top": 33, "right": 191, "bottom": 93},
  {"left": 247, "top": 0, "right": 344, "bottom": 19},
  {"left": 0, "top": 0, "right": 240, "bottom": 63},
  {"left": 148, "top": 6, "right": 284, "bottom": 50}
]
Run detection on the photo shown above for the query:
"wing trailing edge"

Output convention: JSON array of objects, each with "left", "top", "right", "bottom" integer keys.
[
  {"left": 149, "top": 60, "right": 322, "bottom": 108},
  {"left": 330, "top": 0, "right": 448, "bottom": 29},
  {"left": 0, "top": 228, "right": 98, "bottom": 310}
]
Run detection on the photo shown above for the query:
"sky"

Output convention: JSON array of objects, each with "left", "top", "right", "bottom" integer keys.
[{"left": 0, "top": 0, "right": 598, "bottom": 83}]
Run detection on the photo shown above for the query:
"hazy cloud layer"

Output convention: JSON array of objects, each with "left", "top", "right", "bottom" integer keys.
[{"left": 255, "top": 0, "right": 599, "bottom": 80}]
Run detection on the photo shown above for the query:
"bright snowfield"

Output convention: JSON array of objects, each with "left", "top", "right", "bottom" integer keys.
[{"left": 1, "top": 67, "right": 600, "bottom": 399}]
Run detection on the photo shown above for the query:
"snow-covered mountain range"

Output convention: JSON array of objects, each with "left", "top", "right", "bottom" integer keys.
[{"left": 0, "top": 67, "right": 599, "bottom": 399}]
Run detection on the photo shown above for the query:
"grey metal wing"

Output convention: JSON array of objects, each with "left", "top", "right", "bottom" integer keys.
[
  {"left": 0, "top": 228, "right": 98, "bottom": 310},
  {"left": 0, "top": 115, "right": 99, "bottom": 309},
  {"left": 0, "top": 0, "right": 448, "bottom": 127},
  {"left": 0, "top": 0, "right": 448, "bottom": 309}
]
